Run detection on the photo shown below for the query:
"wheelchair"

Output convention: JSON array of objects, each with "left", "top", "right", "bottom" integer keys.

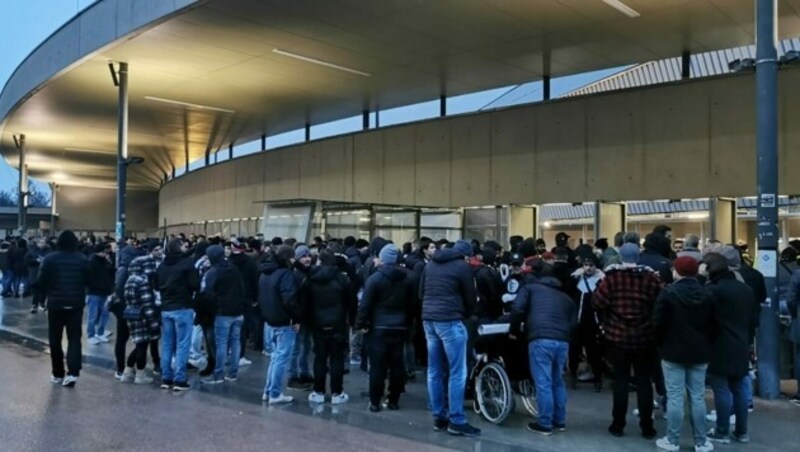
[{"left": 468, "top": 322, "right": 538, "bottom": 424}]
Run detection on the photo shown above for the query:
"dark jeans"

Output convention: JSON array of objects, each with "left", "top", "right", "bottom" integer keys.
[
  {"left": 312, "top": 329, "right": 346, "bottom": 394},
  {"left": 608, "top": 346, "right": 655, "bottom": 431},
  {"left": 48, "top": 308, "right": 83, "bottom": 378},
  {"left": 240, "top": 303, "right": 257, "bottom": 358},
  {"left": 201, "top": 316, "right": 216, "bottom": 372},
  {"left": 568, "top": 322, "right": 603, "bottom": 382},
  {"left": 368, "top": 329, "right": 406, "bottom": 406},
  {"left": 708, "top": 373, "right": 749, "bottom": 436},
  {"left": 111, "top": 304, "right": 130, "bottom": 373},
  {"left": 31, "top": 289, "right": 46, "bottom": 309}
]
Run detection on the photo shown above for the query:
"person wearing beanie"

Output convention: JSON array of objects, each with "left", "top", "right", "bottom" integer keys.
[
  {"left": 403, "top": 237, "right": 437, "bottom": 376},
  {"left": 350, "top": 236, "right": 389, "bottom": 370},
  {"left": 703, "top": 253, "right": 759, "bottom": 444},
  {"left": 85, "top": 242, "right": 114, "bottom": 345},
  {"left": 287, "top": 244, "right": 315, "bottom": 390},
  {"left": 593, "top": 241, "right": 662, "bottom": 439},
  {"left": 153, "top": 237, "right": 199, "bottom": 391},
  {"left": 34, "top": 230, "right": 90, "bottom": 387},
  {"left": 300, "top": 249, "right": 355, "bottom": 405},
  {"left": 652, "top": 256, "right": 717, "bottom": 452},
  {"left": 420, "top": 237, "right": 481, "bottom": 437},
  {"left": 356, "top": 244, "right": 414, "bottom": 411},
  {"left": 259, "top": 244, "right": 300, "bottom": 404},
  {"left": 229, "top": 240, "right": 259, "bottom": 370}
]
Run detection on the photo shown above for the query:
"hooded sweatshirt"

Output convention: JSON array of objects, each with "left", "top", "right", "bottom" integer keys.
[
  {"left": 258, "top": 254, "right": 299, "bottom": 326},
  {"left": 420, "top": 248, "right": 477, "bottom": 322},
  {"left": 202, "top": 245, "right": 246, "bottom": 317},
  {"left": 356, "top": 264, "right": 414, "bottom": 330},
  {"left": 300, "top": 264, "right": 353, "bottom": 331},
  {"left": 652, "top": 277, "right": 717, "bottom": 364},
  {"left": 155, "top": 250, "right": 200, "bottom": 312}
]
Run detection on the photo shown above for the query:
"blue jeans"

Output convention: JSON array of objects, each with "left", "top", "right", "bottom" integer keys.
[
  {"left": 11, "top": 273, "right": 27, "bottom": 295},
  {"left": 190, "top": 324, "right": 205, "bottom": 361},
  {"left": 263, "top": 323, "right": 274, "bottom": 354},
  {"left": 424, "top": 320, "right": 468, "bottom": 426},
  {"left": 214, "top": 315, "right": 243, "bottom": 379},
  {"left": 289, "top": 325, "right": 312, "bottom": 378},
  {"left": 160, "top": 309, "right": 194, "bottom": 383},
  {"left": 85, "top": 294, "right": 109, "bottom": 338},
  {"left": 264, "top": 325, "right": 296, "bottom": 398},
  {"left": 708, "top": 373, "right": 749, "bottom": 436},
  {"left": 529, "top": 339, "right": 569, "bottom": 429},
  {"left": 662, "top": 361, "right": 708, "bottom": 447},
  {"left": 1, "top": 270, "right": 12, "bottom": 294}
]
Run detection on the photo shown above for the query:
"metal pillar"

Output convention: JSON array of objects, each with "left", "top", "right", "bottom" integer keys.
[
  {"left": 754, "top": 0, "right": 780, "bottom": 400},
  {"left": 681, "top": 51, "right": 691, "bottom": 79},
  {"left": 228, "top": 143, "right": 233, "bottom": 160},
  {"left": 543, "top": 47, "right": 552, "bottom": 100},
  {"left": 49, "top": 182, "right": 57, "bottom": 236},
  {"left": 362, "top": 110, "right": 369, "bottom": 130},
  {"left": 375, "top": 110, "right": 380, "bottom": 128},
  {"left": 17, "top": 134, "right": 27, "bottom": 236},
  {"left": 205, "top": 149, "right": 210, "bottom": 166},
  {"left": 261, "top": 134, "right": 266, "bottom": 150},
  {"left": 305, "top": 122, "right": 311, "bottom": 142},
  {"left": 115, "top": 62, "right": 129, "bottom": 241},
  {"left": 439, "top": 94, "right": 446, "bottom": 116},
  {"left": 543, "top": 75, "right": 551, "bottom": 100}
]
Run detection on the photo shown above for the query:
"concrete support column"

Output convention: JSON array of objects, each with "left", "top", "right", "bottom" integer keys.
[
  {"left": 709, "top": 197, "right": 737, "bottom": 243},
  {"left": 115, "top": 62, "right": 129, "bottom": 241},
  {"left": 681, "top": 50, "right": 691, "bottom": 79},
  {"left": 594, "top": 201, "right": 626, "bottom": 242},
  {"left": 362, "top": 110, "right": 370, "bottom": 130},
  {"left": 507, "top": 205, "right": 538, "bottom": 240},
  {"left": 16, "top": 134, "right": 27, "bottom": 236}
]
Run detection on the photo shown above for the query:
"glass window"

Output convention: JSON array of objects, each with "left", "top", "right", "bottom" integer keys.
[{"left": 261, "top": 205, "right": 313, "bottom": 242}]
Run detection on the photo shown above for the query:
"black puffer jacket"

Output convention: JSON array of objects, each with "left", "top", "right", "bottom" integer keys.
[
  {"left": 355, "top": 264, "right": 414, "bottom": 330},
  {"left": 653, "top": 277, "right": 717, "bottom": 365},
  {"left": 155, "top": 252, "right": 200, "bottom": 311},
  {"left": 474, "top": 264, "right": 504, "bottom": 322},
  {"left": 202, "top": 249, "right": 245, "bottom": 317},
  {"left": 258, "top": 255, "right": 299, "bottom": 326},
  {"left": 229, "top": 252, "right": 259, "bottom": 303},
  {"left": 300, "top": 265, "right": 354, "bottom": 331},
  {"left": 511, "top": 277, "right": 577, "bottom": 342},
  {"left": 25, "top": 246, "right": 48, "bottom": 282},
  {"left": 87, "top": 254, "right": 115, "bottom": 296},
  {"left": 420, "top": 249, "right": 477, "bottom": 322},
  {"left": 34, "top": 251, "right": 89, "bottom": 310},
  {"left": 707, "top": 271, "right": 760, "bottom": 377}
]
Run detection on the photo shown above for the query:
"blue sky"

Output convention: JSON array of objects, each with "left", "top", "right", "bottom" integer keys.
[{"left": 0, "top": 0, "right": 621, "bottom": 189}]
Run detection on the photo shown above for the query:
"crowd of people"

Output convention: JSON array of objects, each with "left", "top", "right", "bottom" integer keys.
[{"left": 2, "top": 225, "right": 800, "bottom": 450}]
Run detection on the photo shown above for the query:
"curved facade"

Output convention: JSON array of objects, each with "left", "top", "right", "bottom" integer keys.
[{"left": 159, "top": 68, "right": 800, "bottom": 230}]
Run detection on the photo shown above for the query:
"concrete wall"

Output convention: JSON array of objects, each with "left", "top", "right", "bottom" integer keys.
[
  {"left": 57, "top": 186, "right": 158, "bottom": 232},
  {"left": 159, "top": 69, "right": 800, "bottom": 228}
]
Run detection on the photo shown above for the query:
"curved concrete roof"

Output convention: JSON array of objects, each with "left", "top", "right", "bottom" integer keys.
[{"left": 3, "top": 0, "right": 800, "bottom": 190}]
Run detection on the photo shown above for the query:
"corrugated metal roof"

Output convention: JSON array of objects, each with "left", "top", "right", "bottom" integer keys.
[{"left": 564, "top": 38, "right": 800, "bottom": 97}]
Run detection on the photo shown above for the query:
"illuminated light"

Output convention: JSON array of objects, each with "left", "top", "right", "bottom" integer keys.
[
  {"left": 686, "top": 213, "right": 709, "bottom": 220},
  {"left": 602, "top": 0, "right": 640, "bottom": 18},
  {"left": 145, "top": 96, "right": 236, "bottom": 114},
  {"left": 543, "top": 221, "right": 552, "bottom": 228}
]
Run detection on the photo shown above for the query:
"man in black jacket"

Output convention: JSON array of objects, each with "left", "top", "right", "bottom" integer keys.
[
  {"left": 201, "top": 245, "right": 246, "bottom": 385},
  {"left": 26, "top": 238, "right": 49, "bottom": 312},
  {"left": 652, "top": 256, "right": 716, "bottom": 452},
  {"left": 86, "top": 243, "right": 114, "bottom": 344},
  {"left": 356, "top": 244, "right": 414, "bottom": 411},
  {"left": 230, "top": 241, "right": 259, "bottom": 367},
  {"left": 288, "top": 245, "right": 314, "bottom": 389},
  {"left": 302, "top": 249, "right": 355, "bottom": 405},
  {"left": 155, "top": 238, "right": 199, "bottom": 391},
  {"left": 704, "top": 253, "right": 760, "bottom": 445},
  {"left": 34, "top": 230, "right": 89, "bottom": 387},
  {"left": 421, "top": 239, "right": 480, "bottom": 437},
  {"left": 259, "top": 245, "right": 299, "bottom": 404},
  {"left": 510, "top": 262, "right": 577, "bottom": 436}
]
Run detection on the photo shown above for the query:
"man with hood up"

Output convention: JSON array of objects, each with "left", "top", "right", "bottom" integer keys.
[
  {"left": 200, "top": 245, "right": 246, "bottom": 385},
  {"left": 301, "top": 249, "right": 355, "bottom": 405},
  {"left": 356, "top": 244, "right": 415, "bottom": 411},
  {"left": 35, "top": 230, "right": 89, "bottom": 388},
  {"left": 259, "top": 245, "right": 300, "bottom": 404},
  {"left": 351, "top": 236, "right": 389, "bottom": 370},
  {"left": 420, "top": 239, "right": 481, "bottom": 437},
  {"left": 154, "top": 238, "right": 199, "bottom": 391}
]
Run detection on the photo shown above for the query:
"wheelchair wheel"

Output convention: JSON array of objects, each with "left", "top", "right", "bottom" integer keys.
[
  {"left": 518, "top": 379, "right": 538, "bottom": 417},
  {"left": 476, "top": 362, "right": 514, "bottom": 424}
]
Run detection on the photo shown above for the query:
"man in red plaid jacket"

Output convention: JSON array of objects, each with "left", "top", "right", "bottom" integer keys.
[{"left": 593, "top": 243, "right": 663, "bottom": 439}]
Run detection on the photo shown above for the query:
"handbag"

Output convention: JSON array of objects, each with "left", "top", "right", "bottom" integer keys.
[{"left": 122, "top": 305, "right": 143, "bottom": 321}]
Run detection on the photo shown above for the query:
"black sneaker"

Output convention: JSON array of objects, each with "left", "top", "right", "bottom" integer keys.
[
  {"left": 187, "top": 363, "right": 199, "bottom": 372},
  {"left": 608, "top": 425, "right": 624, "bottom": 437},
  {"left": 30, "top": 306, "right": 37, "bottom": 314},
  {"left": 383, "top": 400, "right": 399, "bottom": 410},
  {"left": 447, "top": 423, "right": 481, "bottom": 437},
  {"left": 553, "top": 422, "right": 566, "bottom": 432},
  {"left": 287, "top": 378, "right": 311, "bottom": 390},
  {"left": 641, "top": 427, "right": 658, "bottom": 440},
  {"left": 527, "top": 423, "right": 554, "bottom": 436},
  {"left": 368, "top": 403, "right": 381, "bottom": 412},
  {"left": 160, "top": 380, "right": 173, "bottom": 390},
  {"left": 172, "top": 381, "right": 190, "bottom": 392},
  {"left": 433, "top": 419, "right": 448, "bottom": 432}
]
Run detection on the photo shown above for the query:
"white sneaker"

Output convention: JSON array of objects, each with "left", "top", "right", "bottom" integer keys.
[
  {"left": 269, "top": 394, "right": 294, "bottom": 404},
  {"left": 120, "top": 367, "right": 135, "bottom": 383},
  {"left": 706, "top": 410, "right": 717, "bottom": 422},
  {"left": 50, "top": 376, "right": 63, "bottom": 384},
  {"left": 101, "top": 330, "right": 113, "bottom": 339},
  {"left": 134, "top": 370, "right": 153, "bottom": 385},
  {"left": 262, "top": 393, "right": 268, "bottom": 402},
  {"left": 239, "top": 357, "right": 252, "bottom": 366},
  {"left": 88, "top": 337, "right": 101, "bottom": 345},
  {"left": 96, "top": 335, "right": 110, "bottom": 343},
  {"left": 695, "top": 440, "right": 715, "bottom": 452},
  {"left": 655, "top": 437, "right": 680, "bottom": 452},
  {"left": 62, "top": 376, "right": 79, "bottom": 387},
  {"left": 308, "top": 392, "right": 325, "bottom": 404},
  {"left": 331, "top": 392, "right": 349, "bottom": 405}
]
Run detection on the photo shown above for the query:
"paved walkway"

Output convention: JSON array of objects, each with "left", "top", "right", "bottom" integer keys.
[{"left": 1, "top": 295, "right": 798, "bottom": 451}]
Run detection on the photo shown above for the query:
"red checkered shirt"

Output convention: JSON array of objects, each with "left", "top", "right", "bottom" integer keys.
[{"left": 592, "top": 265, "right": 663, "bottom": 351}]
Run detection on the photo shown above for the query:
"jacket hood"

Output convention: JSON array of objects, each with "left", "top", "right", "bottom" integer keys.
[
  {"left": 370, "top": 237, "right": 389, "bottom": 257},
  {"left": 259, "top": 257, "right": 282, "bottom": 275},
  {"left": 534, "top": 276, "right": 563, "bottom": 289},
  {"left": 310, "top": 264, "right": 340, "bottom": 282},
  {"left": 344, "top": 247, "right": 360, "bottom": 259},
  {"left": 571, "top": 267, "right": 605, "bottom": 279},
  {"left": 162, "top": 253, "right": 184, "bottom": 265},
  {"left": 669, "top": 278, "right": 707, "bottom": 306},
  {"left": 378, "top": 264, "right": 407, "bottom": 282},
  {"left": 230, "top": 253, "right": 251, "bottom": 266},
  {"left": 432, "top": 248, "right": 465, "bottom": 264},
  {"left": 206, "top": 245, "right": 225, "bottom": 265}
]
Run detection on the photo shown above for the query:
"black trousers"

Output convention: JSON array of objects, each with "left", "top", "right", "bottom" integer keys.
[
  {"left": 111, "top": 304, "right": 130, "bottom": 373},
  {"left": 569, "top": 322, "right": 603, "bottom": 382},
  {"left": 608, "top": 346, "right": 655, "bottom": 431},
  {"left": 368, "top": 329, "right": 406, "bottom": 406},
  {"left": 31, "top": 289, "right": 46, "bottom": 309},
  {"left": 48, "top": 308, "right": 83, "bottom": 378},
  {"left": 202, "top": 318, "right": 216, "bottom": 372},
  {"left": 127, "top": 342, "right": 149, "bottom": 370},
  {"left": 313, "top": 329, "right": 346, "bottom": 394}
]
